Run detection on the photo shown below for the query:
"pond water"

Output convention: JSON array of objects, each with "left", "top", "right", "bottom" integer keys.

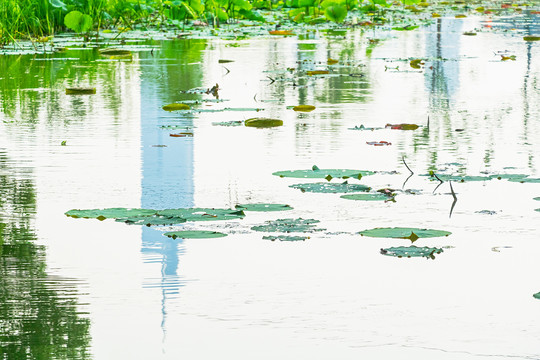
[{"left": 1, "top": 14, "right": 540, "bottom": 359}]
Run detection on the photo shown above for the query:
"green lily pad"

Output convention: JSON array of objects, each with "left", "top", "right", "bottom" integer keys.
[
  {"left": 245, "top": 118, "right": 283, "bottom": 128},
  {"left": 262, "top": 235, "right": 308, "bottom": 241},
  {"left": 273, "top": 166, "right": 373, "bottom": 179},
  {"left": 163, "top": 230, "right": 227, "bottom": 239},
  {"left": 251, "top": 218, "right": 323, "bottom": 232},
  {"left": 533, "top": 292, "right": 540, "bottom": 299},
  {"left": 212, "top": 121, "right": 244, "bottom": 126},
  {"left": 235, "top": 203, "right": 293, "bottom": 212},
  {"left": 508, "top": 178, "right": 540, "bottom": 183},
  {"left": 380, "top": 246, "right": 444, "bottom": 259},
  {"left": 424, "top": 174, "right": 491, "bottom": 182},
  {"left": 116, "top": 216, "right": 187, "bottom": 226},
  {"left": 156, "top": 208, "right": 245, "bottom": 221},
  {"left": 489, "top": 174, "right": 529, "bottom": 180},
  {"left": 348, "top": 125, "right": 381, "bottom": 131},
  {"left": 65, "top": 208, "right": 156, "bottom": 220},
  {"left": 535, "top": 208, "right": 540, "bottom": 213},
  {"left": 533, "top": 197, "right": 540, "bottom": 201},
  {"left": 340, "top": 193, "right": 393, "bottom": 201},
  {"left": 65, "top": 87, "right": 96, "bottom": 95},
  {"left": 291, "top": 182, "right": 371, "bottom": 193},
  {"left": 162, "top": 103, "right": 190, "bottom": 111},
  {"left": 359, "top": 227, "right": 452, "bottom": 241}
]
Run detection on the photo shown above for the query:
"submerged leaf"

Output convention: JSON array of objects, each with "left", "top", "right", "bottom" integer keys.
[
  {"left": 163, "top": 230, "right": 227, "bottom": 239},
  {"left": 252, "top": 218, "right": 323, "bottom": 232},
  {"left": 245, "top": 118, "right": 283, "bottom": 128},
  {"left": 290, "top": 182, "right": 371, "bottom": 193},
  {"left": 273, "top": 168, "right": 373, "bottom": 179},
  {"left": 235, "top": 203, "right": 293, "bottom": 212},
  {"left": 380, "top": 246, "right": 444, "bottom": 259},
  {"left": 359, "top": 227, "right": 452, "bottom": 239}
]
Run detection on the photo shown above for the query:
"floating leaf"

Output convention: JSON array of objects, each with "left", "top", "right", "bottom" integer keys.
[
  {"left": 359, "top": 227, "right": 452, "bottom": 240},
  {"left": 163, "top": 230, "right": 227, "bottom": 239},
  {"left": 306, "top": 70, "right": 329, "bottom": 76},
  {"left": 293, "top": 105, "right": 316, "bottom": 112},
  {"left": 489, "top": 174, "right": 529, "bottom": 180},
  {"left": 162, "top": 103, "right": 190, "bottom": 111},
  {"left": 340, "top": 193, "right": 394, "bottom": 201},
  {"left": 99, "top": 48, "right": 132, "bottom": 56},
  {"left": 386, "top": 123, "right": 419, "bottom": 130},
  {"left": 269, "top": 30, "right": 295, "bottom": 35},
  {"left": 327, "top": 58, "right": 339, "bottom": 64},
  {"left": 273, "top": 168, "right": 373, "bottom": 179},
  {"left": 116, "top": 216, "right": 187, "bottom": 226},
  {"left": 235, "top": 203, "right": 293, "bottom": 212},
  {"left": 65, "top": 208, "right": 156, "bottom": 220},
  {"left": 463, "top": 32, "right": 477, "bottom": 36},
  {"left": 290, "top": 182, "right": 371, "bottom": 193},
  {"left": 455, "top": 14, "right": 467, "bottom": 18},
  {"left": 423, "top": 174, "right": 491, "bottom": 182},
  {"left": 508, "top": 178, "right": 540, "bottom": 183},
  {"left": 263, "top": 235, "right": 308, "bottom": 241},
  {"left": 409, "top": 59, "right": 423, "bottom": 69},
  {"left": 251, "top": 218, "right": 323, "bottom": 232},
  {"left": 65, "top": 87, "right": 96, "bottom": 95},
  {"left": 245, "top": 118, "right": 283, "bottom": 128},
  {"left": 212, "top": 121, "right": 244, "bottom": 126},
  {"left": 348, "top": 125, "right": 381, "bottom": 131},
  {"left": 156, "top": 208, "right": 245, "bottom": 222},
  {"left": 523, "top": 36, "right": 540, "bottom": 41},
  {"left": 218, "top": 59, "right": 234, "bottom": 63},
  {"left": 380, "top": 246, "right": 444, "bottom": 259},
  {"left": 170, "top": 132, "right": 193, "bottom": 137},
  {"left": 366, "top": 141, "right": 391, "bottom": 146},
  {"left": 534, "top": 292, "right": 540, "bottom": 299},
  {"left": 393, "top": 25, "right": 419, "bottom": 31},
  {"left": 533, "top": 197, "right": 540, "bottom": 201}
]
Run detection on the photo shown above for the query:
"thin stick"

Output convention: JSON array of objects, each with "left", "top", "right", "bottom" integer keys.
[
  {"left": 402, "top": 156, "right": 414, "bottom": 189},
  {"left": 267, "top": 76, "right": 275, "bottom": 84},
  {"left": 223, "top": 66, "right": 230, "bottom": 75},
  {"left": 432, "top": 172, "right": 444, "bottom": 193}
]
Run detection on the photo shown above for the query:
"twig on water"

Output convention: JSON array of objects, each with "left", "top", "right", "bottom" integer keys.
[
  {"left": 267, "top": 76, "right": 276, "bottom": 84},
  {"left": 223, "top": 66, "right": 230, "bottom": 75},
  {"left": 449, "top": 180, "right": 458, "bottom": 218},
  {"left": 432, "top": 172, "right": 444, "bottom": 193},
  {"left": 253, "top": 93, "right": 257, "bottom": 102}
]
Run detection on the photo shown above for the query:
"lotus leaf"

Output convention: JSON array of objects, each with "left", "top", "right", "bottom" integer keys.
[
  {"left": 380, "top": 246, "right": 444, "bottom": 259},
  {"left": 64, "top": 10, "right": 92, "bottom": 33},
  {"left": 524, "top": 36, "right": 540, "bottom": 41},
  {"left": 463, "top": 32, "right": 477, "bottom": 36},
  {"left": 156, "top": 208, "right": 245, "bottom": 221},
  {"left": 99, "top": 48, "right": 132, "bottom": 56},
  {"left": 386, "top": 123, "right": 419, "bottom": 130},
  {"left": 424, "top": 174, "right": 491, "bottom": 182},
  {"left": 263, "top": 235, "right": 308, "bottom": 241},
  {"left": 508, "top": 178, "right": 540, "bottom": 183},
  {"left": 348, "top": 125, "right": 381, "bottom": 131},
  {"left": 269, "top": 30, "right": 295, "bottom": 35},
  {"left": 306, "top": 70, "right": 329, "bottom": 76},
  {"left": 534, "top": 292, "right": 540, "bottom": 299},
  {"left": 291, "top": 182, "right": 371, "bottom": 193},
  {"left": 162, "top": 103, "right": 190, "bottom": 111},
  {"left": 65, "top": 87, "right": 96, "bottom": 95},
  {"left": 273, "top": 168, "right": 373, "bottom": 179},
  {"left": 409, "top": 59, "right": 423, "bottom": 69},
  {"left": 251, "top": 218, "right": 323, "bottom": 232},
  {"left": 116, "top": 216, "right": 186, "bottom": 226},
  {"left": 65, "top": 208, "right": 157, "bottom": 220},
  {"left": 340, "top": 193, "right": 393, "bottom": 201},
  {"left": 535, "top": 209, "right": 540, "bottom": 213},
  {"left": 293, "top": 105, "right": 316, "bottom": 112},
  {"left": 359, "top": 227, "right": 452, "bottom": 240},
  {"left": 163, "top": 230, "right": 227, "bottom": 239},
  {"left": 534, "top": 197, "right": 540, "bottom": 201},
  {"left": 235, "top": 203, "right": 293, "bottom": 212},
  {"left": 245, "top": 118, "right": 283, "bottom": 128},
  {"left": 393, "top": 25, "right": 419, "bottom": 31},
  {"left": 490, "top": 174, "right": 529, "bottom": 180}
]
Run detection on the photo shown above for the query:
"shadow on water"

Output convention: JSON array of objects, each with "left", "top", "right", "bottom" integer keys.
[{"left": 0, "top": 151, "right": 91, "bottom": 359}]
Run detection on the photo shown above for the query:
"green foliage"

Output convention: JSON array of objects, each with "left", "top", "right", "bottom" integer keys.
[
  {"left": 273, "top": 167, "right": 373, "bottom": 179},
  {"left": 64, "top": 10, "right": 93, "bottom": 33},
  {"left": 359, "top": 227, "right": 452, "bottom": 240},
  {"left": 321, "top": 0, "right": 348, "bottom": 23}
]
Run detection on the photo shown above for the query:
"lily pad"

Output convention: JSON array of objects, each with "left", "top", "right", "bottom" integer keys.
[
  {"left": 386, "top": 123, "right": 419, "bottom": 130},
  {"left": 163, "top": 230, "right": 227, "bottom": 239},
  {"left": 533, "top": 197, "right": 540, "bottom": 201},
  {"left": 212, "top": 121, "right": 244, "bottom": 126},
  {"left": 340, "top": 193, "right": 394, "bottom": 201},
  {"left": 380, "top": 246, "right": 444, "bottom": 259},
  {"left": 116, "top": 216, "right": 186, "bottom": 226},
  {"left": 293, "top": 105, "right": 316, "bottom": 112},
  {"left": 508, "top": 178, "right": 540, "bottom": 183},
  {"left": 359, "top": 227, "right": 452, "bottom": 241},
  {"left": 423, "top": 174, "right": 492, "bottom": 182},
  {"left": 306, "top": 70, "right": 329, "bottom": 76},
  {"left": 348, "top": 125, "right": 381, "bottom": 131},
  {"left": 65, "top": 87, "right": 96, "bottom": 95},
  {"left": 291, "top": 182, "right": 371, "bottom": 193},
  {"left": 273, "top": 167, "right": 373, "bottom": 179},
  {"left": 99, "top": 48, "right": 132, "bottom": 56},
  {"left": 156, "top": 208, "right": 245, "bottom": 222},
  {"left": 534, "top": 292, "right": 540, "bottom": 299},
  {"left": 251, "top": 218, "right": 323, "bottom": 233},
  {"left": 245, "top": 118, "right": 283, "bottom": 128},
  {"left": 262, "top": 235, "right": 308, "bottom": 241},
  {"left": 65, "top": 208, "right": 156, "bottom": 220},
  {"left": 489, "top": 174, "right": 529, "bottom": 180},
  {"left": 235, "top": 203, "right": 293, "bottom": 212},
  {"left": 524, "top": 36, "right": 540, "bottom": 41},
  {"left": 162, "top": 103, "right": 190, "bottom": 111}
]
